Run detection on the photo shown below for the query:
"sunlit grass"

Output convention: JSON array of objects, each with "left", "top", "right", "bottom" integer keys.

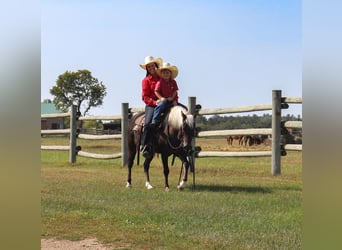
[{"left": 41, "top": 136, "right": 302, "bottom": 249}]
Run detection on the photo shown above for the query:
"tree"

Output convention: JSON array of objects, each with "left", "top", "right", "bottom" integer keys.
[{"left": 50, "top": 69, "right": 107, "bottom": 116}]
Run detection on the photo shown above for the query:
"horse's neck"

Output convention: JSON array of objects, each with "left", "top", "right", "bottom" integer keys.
[{"left": 164, "top": 122, "right": 182, "bottom": 140}]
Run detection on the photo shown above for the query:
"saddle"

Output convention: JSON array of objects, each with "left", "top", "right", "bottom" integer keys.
[
  {"left": 132, "top": 104, "right": 187, "bottom": 132},
  {"left": 132, "top": 111, "right": 168, "bottom": 133}
]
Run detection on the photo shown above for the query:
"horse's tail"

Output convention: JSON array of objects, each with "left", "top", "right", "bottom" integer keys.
[{"left": 136, "top": 137, "right": 141, "bottom": 166}]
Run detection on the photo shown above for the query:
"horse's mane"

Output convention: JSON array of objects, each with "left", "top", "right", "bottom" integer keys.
[{"left": 166, "top": 106, "right": 194, "bottom": 129}]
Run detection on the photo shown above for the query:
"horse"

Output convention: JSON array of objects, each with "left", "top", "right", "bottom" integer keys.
[
  {"left": 227, "top": 135, "right": 244, "bottom": 146},
  {"left": 126, "top": 105, "right": 195, "bottom": 191},
  {"left": 226, "top": 136, "right": 234, "bottom": 145}
]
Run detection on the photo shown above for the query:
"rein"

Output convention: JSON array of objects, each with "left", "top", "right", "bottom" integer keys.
[{"left": 164, "top": 124, "right": 184, "bottom": 150}]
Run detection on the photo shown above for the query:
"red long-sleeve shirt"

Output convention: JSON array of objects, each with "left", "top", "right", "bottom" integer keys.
[
  {"left": 141, "top": 74, "right": 160, "bottom": 106},
  {"left": 155, "top": 78, "right": 179, "bottom": 102}
]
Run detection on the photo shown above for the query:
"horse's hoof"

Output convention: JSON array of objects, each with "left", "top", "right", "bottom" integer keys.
[
  {"left": 145, "top": 182, "right": 153, "bottom": 189},
  {"left": 126, "top": 182, "right": 132, "bottom": 188},
  {"left": 177, "top": 180, "right": 187, "bottom": 190},
  {"left": 165, "top": 187, "right": 170, "bottom": 192}
]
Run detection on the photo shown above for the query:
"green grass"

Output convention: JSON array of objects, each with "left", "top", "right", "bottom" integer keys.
[{"left": 41, "top": 138, "right": 302, "bottom": 249}]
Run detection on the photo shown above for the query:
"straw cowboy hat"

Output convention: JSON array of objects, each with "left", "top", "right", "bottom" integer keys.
[
  {"left": 139, "top": 56, "right": 163, "bottom": 70},
  {"left": 157, "top": 62, "right": 178, "bottom": 79}
]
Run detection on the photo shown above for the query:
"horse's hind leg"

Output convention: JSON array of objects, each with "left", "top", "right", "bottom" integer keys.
[
  {"left": 143, "top": 156, "right": 153, "bottom": 189},
  {"left": 161, "top": 154, "right": 170, "bottom": 191},
  {"left": 127, "top": 166, "right": 132, "bottom": 188},
  {"left": 127, "top": 134, "right": 137, "bottom": 188},
  {"left": 127, "top": 155, "right": 135, "bottom": 188}
]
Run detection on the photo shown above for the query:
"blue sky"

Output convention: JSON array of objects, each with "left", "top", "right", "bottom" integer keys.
[{"left": 41, "top": 0, "right": 302, "bottom": 116}]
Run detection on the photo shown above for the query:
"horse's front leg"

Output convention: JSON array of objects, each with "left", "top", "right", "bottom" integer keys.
[
  {"left": 161, "top": 154, "right": 170, "bottom": 191},
  {"left": 143, "top": 156, "right": 153, "bottom": 189},
  {"left": 127, "top": 164, "right": 132, "bottom": 188},
  {"left": 177, "top": 159, "right": 189, "bottom": 190}
]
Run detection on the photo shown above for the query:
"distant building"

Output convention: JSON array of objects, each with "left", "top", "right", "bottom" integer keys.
[{"left": 41, "top": 99, "right": 65, "bottom": 129}]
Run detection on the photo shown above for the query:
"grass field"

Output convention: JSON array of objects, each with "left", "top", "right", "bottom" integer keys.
[{"left": 41, "top": 137, "right": 302, "bottom": 249}]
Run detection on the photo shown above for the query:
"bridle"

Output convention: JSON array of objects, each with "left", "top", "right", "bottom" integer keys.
[
  {"left": 165, "top": 124, "right": 185, "bottom": 150},
  {"left": 164, "top": 121, "right": 193, "bottom": 155}
]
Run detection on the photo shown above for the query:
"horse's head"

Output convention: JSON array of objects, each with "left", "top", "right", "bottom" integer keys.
[
  {"left": 181, "top": 111, "right": 195, "bottom": 154},
  {"left": 167, "top": 106, "right": 195, "bottom": 154}
]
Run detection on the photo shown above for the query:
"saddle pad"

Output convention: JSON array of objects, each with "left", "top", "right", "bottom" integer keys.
[{"left": 133, "top": 114, "right": 145, "bottom": 132}]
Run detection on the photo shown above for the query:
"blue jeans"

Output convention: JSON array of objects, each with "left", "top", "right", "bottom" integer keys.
[
  {"left": 144, "top": 105, "right": 155, "bottom": 126},
  {"left": 141, "top": 105, "right": 155, "bottom": 146},
  {"left": 152, "top": 101, "right": 173, "bottom": 124}
]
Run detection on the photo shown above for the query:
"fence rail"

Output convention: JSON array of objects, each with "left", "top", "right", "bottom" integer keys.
[
  {"left": 78, "top": 115, "right": 122, "bottom": 121},
  {"left": 41, "top": 112, "right": 70, "bottom": 118},
  {"left": 41, "top": 145, "right": 69, "bottom": 150},
  {"left": 284, "top": 121, "right": 302, "bottom": 128},
  {"left": 77, "top": 151, "right": 122, "bottom": 159},
  {"left": 78, "top": 134, "right": 121, "bottom": 140},
  {"left": 283, "top": 97, "right": 302, "bottom": 103},
  {"left": 41, "top": 90, "right": 302, "bottom": 175},
  {"left": 197, "top": 151, "right": 273, "bottom": 157},
  {"left": 198, "top": 128, "right": 272, "bottom": 137},
  {"left": 41, "top": 129, "right": 70, "bottom": 134},
  {"left": 199, "top": 104, "right": 272, "bottom": 115}
]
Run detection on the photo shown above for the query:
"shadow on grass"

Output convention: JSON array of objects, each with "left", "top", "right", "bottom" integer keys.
[{"left": 192, "top": 184, "right": 272, "bottom": 193}]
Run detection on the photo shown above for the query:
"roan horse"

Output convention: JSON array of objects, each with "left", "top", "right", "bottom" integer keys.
[{"left": 126, "top": 105, "right": 195, "bottom": 191}]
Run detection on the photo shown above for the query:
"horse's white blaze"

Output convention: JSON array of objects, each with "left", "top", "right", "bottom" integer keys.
[
  {"left": 126, "top": 182, "right": 132, "bottom": 188},
  {"left": 145, "top": 182, "right": 153, "bottom": 189}
]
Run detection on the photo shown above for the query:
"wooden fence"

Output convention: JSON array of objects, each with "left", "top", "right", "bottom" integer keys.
[
  {"left": 41, "top": 90, "right": 302, "bottom": 175},
  {"left": 191, "top": 90, "right": 302, "bottom": 175},
  {"left": 41, "top": 106, "right": 125, "bottom": 164}
]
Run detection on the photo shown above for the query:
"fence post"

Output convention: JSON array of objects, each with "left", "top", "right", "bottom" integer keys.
[
  {"left": 188, "top": 96, "right": 196, "bottom": 187},
  {"left": 121, "top": 103, "right": 129, "bottom": 166},
  {"left": 188, "top": 97, "right": 197, "bottom": 158},
  {"left": 69, "top": 105, "right": 77, "bottom": 164},
  {"left": 272, "top": 90, "right": 281, "bottom": 175}
]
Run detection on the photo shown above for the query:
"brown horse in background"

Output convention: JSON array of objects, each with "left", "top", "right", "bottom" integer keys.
[
  {"left": 126, "top": 106, "right": 195, "bottom": 191},
  {"left": 226, "top": 135, "right": 244, "bottom": 146}
]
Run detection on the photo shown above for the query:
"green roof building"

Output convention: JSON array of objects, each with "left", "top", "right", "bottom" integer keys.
[
  {"left": 41, "top": 99, "right": 65, "bottom": 129},
  {"left": 41, "top": 100, "right": 62, "bottom": 115}
]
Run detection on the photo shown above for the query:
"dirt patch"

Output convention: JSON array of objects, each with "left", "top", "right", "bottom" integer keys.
[{"left": 41, "top": 238, "right": 114, "bottom": 250}]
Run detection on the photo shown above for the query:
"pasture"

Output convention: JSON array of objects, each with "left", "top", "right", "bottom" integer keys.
[{"left": 41, "top": 137, "right": 302, "bottom": 249}]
